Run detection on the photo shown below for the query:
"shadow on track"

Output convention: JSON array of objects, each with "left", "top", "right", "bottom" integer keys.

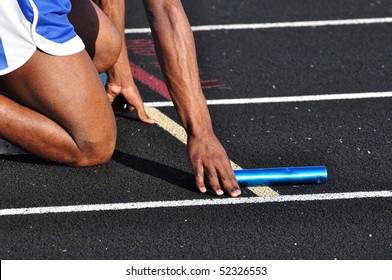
[{"left": 112, "top": 150, "right": 201, "bottom": 194}]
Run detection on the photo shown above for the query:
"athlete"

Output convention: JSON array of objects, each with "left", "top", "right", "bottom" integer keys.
[{"left": 0, "top": 0, "right": 241, "bottom": 197}]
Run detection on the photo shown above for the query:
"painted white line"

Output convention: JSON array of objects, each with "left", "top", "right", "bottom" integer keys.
[
  {"left": 1, "top": 191, "right": 391, "bottom": 216},
  {"left": 125, "top": 27, "right": 151, "bottom": 34},
  {"left": 125, "top": 17, "right": 392, "bottom": 34},
  {"left": 144, "top": 92, "right": 392, "bottom": 107}
]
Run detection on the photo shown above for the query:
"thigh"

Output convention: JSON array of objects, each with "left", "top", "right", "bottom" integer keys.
[{"left": 0, "top": 49, "right": 116, "bottom": 146}]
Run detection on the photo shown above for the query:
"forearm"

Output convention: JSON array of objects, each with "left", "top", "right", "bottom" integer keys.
[{"left": 143, "top": 0, "right": 213, "bottom": 136}]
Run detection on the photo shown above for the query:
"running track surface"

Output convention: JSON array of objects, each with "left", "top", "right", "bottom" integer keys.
[{"left": 1, "top": 0, "right": 392, "bottom": 259}]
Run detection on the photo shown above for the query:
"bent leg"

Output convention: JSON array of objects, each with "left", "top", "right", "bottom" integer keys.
[
  {"left": 0, "top": 49, "right": 116, "bottom": 166},
  {"left": 68, "top": 0, "right": 122, "bottom": 73}
]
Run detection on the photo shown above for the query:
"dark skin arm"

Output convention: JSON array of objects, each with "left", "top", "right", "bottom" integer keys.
[
  {"left": 96, "top": 0, "right": 240, "bottom": 196},
  {"left": 142, "top": 0, "right": 240, "bottom": 197}
]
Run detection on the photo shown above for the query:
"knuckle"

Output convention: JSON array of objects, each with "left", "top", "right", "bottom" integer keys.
[
  {"left": 194, "top": 172, "right": 203, "bottom": 178},
  {"left": 190, "top": 157, "right": 202, "bottom": 165},
  {"left": 221, "top": 174, "right": 234, "bottom": 181}
]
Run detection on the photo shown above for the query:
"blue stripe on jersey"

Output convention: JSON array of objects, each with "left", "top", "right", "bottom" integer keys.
[
  {"left": 0, "top": 36, "right": 9, "bottom": 71},
  {"left": 17, "top": 0, "right": 77, "bottom": 44}
]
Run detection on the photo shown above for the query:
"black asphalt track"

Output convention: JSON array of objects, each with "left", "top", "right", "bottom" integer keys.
[
  {"left": 126, "top": 0, "right": 392, "bottom": 27},
  {"left": 1, "top": 0, "right": 392, "bottom": 260},
  {"left": 133, "top": 24, "right": 392, "bottom": 101}
]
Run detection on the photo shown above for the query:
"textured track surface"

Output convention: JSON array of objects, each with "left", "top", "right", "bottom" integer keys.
[{"left": 1, "top": 0, "right": 392, "bottom": 259}]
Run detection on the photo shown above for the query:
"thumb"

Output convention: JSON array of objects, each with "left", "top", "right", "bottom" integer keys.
[
  {"left": 134, "top": 102, "right": 156, "bottom": 124},
  {"left": 124, "top": 93, "right": 155, "bottom": 124}
]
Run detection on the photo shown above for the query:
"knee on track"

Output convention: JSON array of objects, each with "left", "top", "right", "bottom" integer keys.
[{"left": 69, "top": 136, "right": 116, "bottom": 167}]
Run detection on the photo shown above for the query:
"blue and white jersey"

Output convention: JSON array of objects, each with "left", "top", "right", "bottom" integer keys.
[{"left": 0, "top": 0, "right": 85, "bottom": 75}]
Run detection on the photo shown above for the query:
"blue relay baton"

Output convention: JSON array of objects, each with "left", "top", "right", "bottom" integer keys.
[{"left": 233, "top": 166, "right": 328, "bottom": 187}]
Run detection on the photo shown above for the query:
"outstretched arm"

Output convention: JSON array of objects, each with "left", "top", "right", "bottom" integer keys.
[
  {"left": 142, "top": 0, "right": 241, "bottom": 197},
  {"left": 93, "top": 0, "right": 155, "bottom": 124}
]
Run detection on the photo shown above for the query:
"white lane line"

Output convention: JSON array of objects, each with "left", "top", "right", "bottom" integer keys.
[
  {"left": 144, "top": 92, "right": 392, "bottom": 107},
  {"left": 1, "top": 191, "right": 391, "bottom": 216},
  {"left": 125, "top": 17, "right": 392, "bottom": 34}
]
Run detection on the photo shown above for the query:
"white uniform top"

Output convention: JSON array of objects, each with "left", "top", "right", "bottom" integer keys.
[{"left": 0, "top": 0, "right": 85, "bottom": 75}]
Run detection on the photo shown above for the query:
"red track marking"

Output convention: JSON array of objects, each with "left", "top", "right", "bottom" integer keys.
[
  {"left": 127, "top": 38, "right": 231, "bottom": 99},
  {"left": 201, "top": 80, "right": 231, "bottom": 90},
  {"left": 129, "top": 61, "right": 171, "bottom": 100},
  {"left": 201, "top": 84, "right": 231, "bottom": 90},
  {"left": 126, "top": 39, "right": 156, "bottom": 56}
]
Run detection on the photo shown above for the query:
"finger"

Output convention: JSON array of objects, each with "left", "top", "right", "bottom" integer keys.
[
  {"left": 126, "top": 104, "right": 135, "bottom": 112},
  {"left": 107, "top": 93, "right": 115, "bottom": 103},
  {"left": 205, "top": 165, "right": 224, "bottom": 196},
  {"left": 135, "top": 105, "right": 156, "bottom": 124},
  {"left": 106, "top": 84, "right": 121, "bottom": 103},
  {"left": 192, "top": 160, "right": 207, "bottom": 193},
  {"left": 123, "top": 94, "right": 155, "bottom": 124},
  {"left": 217, "top": 158, "right": 241, "bottom": 197}
]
